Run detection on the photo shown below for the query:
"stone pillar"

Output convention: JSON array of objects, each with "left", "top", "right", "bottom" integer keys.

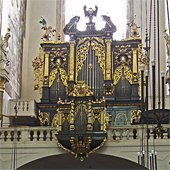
[
  {"left": 0, "top": 76, "right": 8, "bottom": 127},
  {"left": 0, "top": 77, "right": 5, "bottom": 115},
  {"left": 126, "top": 0, "right": 134, "bottom": 38},
  {"left": 56, "top": 0, "right": 65, "bottom": 41}
]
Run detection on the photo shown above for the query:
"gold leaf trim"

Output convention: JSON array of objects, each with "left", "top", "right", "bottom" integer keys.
[{"left": 49, "top": 68, "right": 68, "bottom": 87}]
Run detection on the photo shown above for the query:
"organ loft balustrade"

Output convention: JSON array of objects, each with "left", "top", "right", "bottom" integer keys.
[{"left": 0, "top": 125, "right": 170, "bottom": 143}]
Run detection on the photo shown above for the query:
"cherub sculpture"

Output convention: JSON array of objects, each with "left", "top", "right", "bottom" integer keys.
[
  {"left": 83, "top": 5, "right": 98, "bottom": 23},
  {"left": 39, "top": 16, "right": 56, "bottom": 41},
  {"left": 0, "top": 29, "right": 10, "bottom": 65}
]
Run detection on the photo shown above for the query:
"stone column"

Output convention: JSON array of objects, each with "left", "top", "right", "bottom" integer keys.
[
  {"left": 0, "top": 76, "right": 8, "bottom": 127},
  {"left": 126, "top": 0, "right": 134, "bottom": 38},
  {"left": 56, "top": 0, "right": 65, "bottom": 41}
]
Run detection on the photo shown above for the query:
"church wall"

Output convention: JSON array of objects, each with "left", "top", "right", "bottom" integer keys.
[
  {"left": 0, "top": 0, "right": 3, "bottom": 36},
  {"left": 0, "top": 0, "right": 26, "bottom": 125},
  {"left": 21, "top": 0, "right": 59, "bottom": 102}
]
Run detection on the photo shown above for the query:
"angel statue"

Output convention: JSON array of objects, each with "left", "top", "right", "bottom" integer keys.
[
  {"left": 39, "top": 16, "right": 56, "bottom": 41},
  {"left": 127, "top": 15, "right": 140, "bottom": 38},
  {"left": 0, "top": 28, "right": 11, "bottom": 66},
  {"left": 164, "top": 29, "right": 170, "bottom": 59}
]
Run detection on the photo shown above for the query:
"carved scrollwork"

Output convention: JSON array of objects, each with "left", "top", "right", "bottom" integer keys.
[
  {"left": 75, "top": 104, "right": 88, "bottom": 117},
  {"left": 113, "top": 65, "right": 133, "bottom": 85},
  {"left": 32, "top": 47, "right": 44, "bottom": 95},
  {"left": 91, "top": 38, "right": 105, "bottom": 74},
  {"left": 49, "top": 67, "right": 68, "bottom": 87},
  {"left": 76, "top": 38, "right": 90, "bottom": 75},
  {"left": 131, "top": 110, "right": 141, "bottom": 123},
  {"left": 50, "top": 47, "right": 67, "bottom": 68},
  {"left": 39, "top": 112, "right": 50, "bottom": 125},
  {"left": 92, "top": 110, "right": 101, "bottom": 123},
  {"left": 69, "top": 81, "right": 93, "bottom": 97},
  {"left": 62, "top": 110, "right": 70, "bottom": 124},
  {"left": 104, "top": 112, "right": 111, "bottom": 131},
  {"left": 76, "top": 37, "right": 105, "bottom": 79},
  {"left": 52, "top": 113, "right": 59, "bottom": 131}
]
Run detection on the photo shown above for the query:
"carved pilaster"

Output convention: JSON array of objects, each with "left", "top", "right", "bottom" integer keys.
[
  {"left": 44, "top": 52, "right": 50, "bottom": 86},
  {"left": 105, "top": 39, "right": 112, "bottom": 80},
  {"left": 87, "top": 101, "right": 93, "bottom": 131},
  {"left": 56, "top": 0, "right": 65, "bottom": 41},
  {"left": 69, "top": 40, "right": 75, "bottom": 82},
  {"left": 132, "top": 49, "right": 137, "bottom": 74}
]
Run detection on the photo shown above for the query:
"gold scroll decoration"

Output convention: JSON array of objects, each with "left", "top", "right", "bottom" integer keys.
[
  {"left": 91, "top": 37, "right": 105, "bottom": 75},
  {"left": 105, "top": 39, "right": 112, "bottom": 80},
  {"left": 113, "top": 65, "right": 133, "bottom": 85},
  {"left": 52, "top": 113, "right": 59, "bottom": 131},
  {"left": 49, "top": 67, "right": 68, "bottom": 87},
  {"left": 69, "top": 81, "right": 93, "bottom": 97},
  {"left": 76, "top": 37, "right": 105, "bottom": 80},
  {"left": 32, "top": 47, "right": 44, "bottom": 95},
  {"left": 76, "top": 38, "right": 90, "bottom": 77},
  {"left": 75, "top": 104, "right": 88, "bottom": 117},
  {"left": 131, "top": 110, "right": 141, "bottom": 123},
  {"left": 69, "top": 40, "right": 76, "bottom": 81},
  {"left": 38, "top": 112, "right": 50, "bottom": 126}
]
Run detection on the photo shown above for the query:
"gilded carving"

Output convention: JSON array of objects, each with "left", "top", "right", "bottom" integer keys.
[
  {"left": 131, "top": 110, "right": 141, "bottom": 123},
  {"left": 38, "top": 112, "right": 50, "bottom": 126},
  {"left": 32, "top": 47, "right": 44, "bottom": 95},
  {"left": 104, "top": 112, "right": 111, "bottom": 131},
  {"left": 69, "top": 81, "right": 93, "bottom": 97},
  {"left": 44, "top": 53, "right": 50, "bottom": 76},
  {"left": 39, "top": 16, "right": 56, "bottom": 41},
  {"left": 105, "top": 39, "right": 112, "bottom": 80},
  {"left": 49, "top": 67, "right": 68, "bottom": 87},
  {"left": 93, "top": 110, "right": 101, "bottom": 123},
  {"left": 114, "top": 46, "right": 132, "bottom": 66},
  {"left": 50, "top": 47, "right": 67, "bottom": 68},
  {"left": 76, "top": 37, "right": 105, "bottom": 80},
  {"left": 104, "top": 83, "right": 114, "bottom": 95},
  {"left": 52, "top": 113, "right": 59, "bottom": 132},
  {"left": 113, "top": 65, "right": 132, "bottom": 85},
  {"left": 91, "top": 38, "right": 105, "bottom": 75},
  {"left": 70, "top": 102, "right": 75, "bottom": 125},
  {"left": 69, "top": 40, "right": 76, "bottom": 81},
  {"left": 76, "top": 38, "right": 90, "bottom": 75},
  {"left": 55, "top": 136, "right": 107, "bottom": 162}
]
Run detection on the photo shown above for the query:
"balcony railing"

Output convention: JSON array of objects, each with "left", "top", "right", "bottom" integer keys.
[
  {"left": 8, "top": 99, "right": 38, "bottom": 117},
  {"left": 107, "top": 124, "right": 170, "bottom": 141},
  {"left": 0, "top": 125, "right": 169, "bottom": 143}
]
